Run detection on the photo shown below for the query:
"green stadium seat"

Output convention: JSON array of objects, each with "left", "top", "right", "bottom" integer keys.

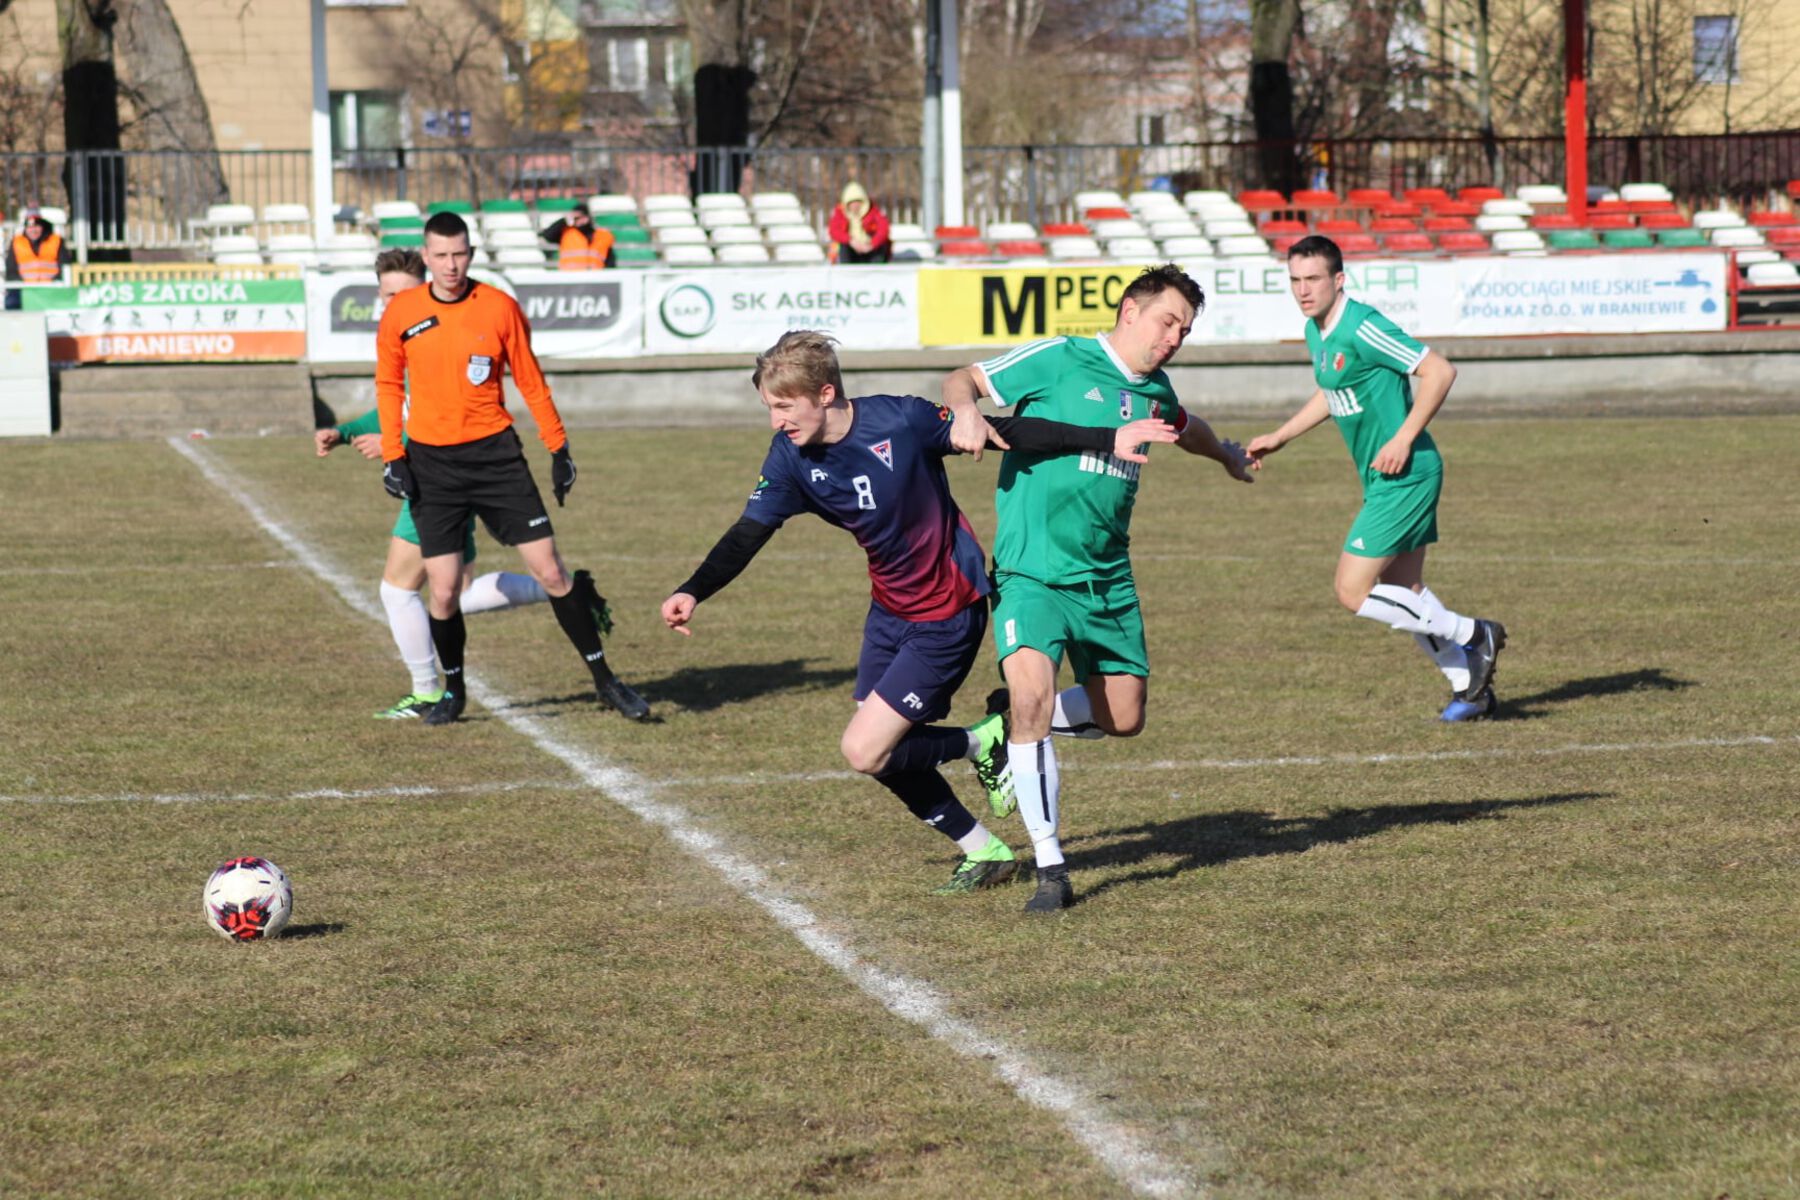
[
  {"left": 426, "top": 200, "right": 475, "bottom": 215},
  {"left": 379, "top": 232, "right": 424, "bottom": 248},
  {"left": 1548, "top": 230, "right": 1601, "bottom": 251},
  {"left": 1602, "top": 229, "right": 1655, "bottom": 249},
  {"left": 613, "top": 245, "right": 659, "bottom": 266},
  {"left": 481, "top": 198, "right": 529, "bottom": 214},
  {"left": 594, "top": 212, "right": 644, "bottom": 230},
  {"left": 612, "top": 227, "right": 651, "bottom": 244},
  {"left": 1657, "top": 228, "right": 1708, "bottom": 248},
  {"left": 378, "top": 215, "right": 424, "bottom": 231}
]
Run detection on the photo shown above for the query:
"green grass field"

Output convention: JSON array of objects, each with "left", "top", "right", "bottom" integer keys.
[{"left": 2, "top": 411, "right": 1796, "bottom": 1198}]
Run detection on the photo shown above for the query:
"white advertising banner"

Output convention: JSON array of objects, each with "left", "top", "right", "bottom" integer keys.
[
  {"left": 1424, "top": 252, "right": 1728, "bottom": 336},
  {"left": 644, "top": 266, "right": 920, "bottom": 354},
  {"left": 305, "top": 268, "right": 642, "bottom": 362}
]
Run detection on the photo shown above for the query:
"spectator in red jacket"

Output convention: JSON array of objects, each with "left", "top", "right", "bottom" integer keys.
[{"left": 828, "top": 181, "right": 891, "bottom": 264}]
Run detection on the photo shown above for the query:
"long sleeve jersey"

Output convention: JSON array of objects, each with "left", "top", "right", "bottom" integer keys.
[{"left": 374, "top": 280, "right": 567, "bottom": 462}]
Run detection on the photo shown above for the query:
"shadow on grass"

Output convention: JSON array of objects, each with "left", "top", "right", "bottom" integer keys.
[
  {"left": 495, "top": 659, "right": 857, "bottom": 718},
  {"left": 281, "top": 921, "right": 347, "bottom": 940},
  {"left": 1065, "top": 791, "right": 1606, "bottom": 905},
  {"left": 1497, "top": 668, "right": 1694, "bottom": 721}
]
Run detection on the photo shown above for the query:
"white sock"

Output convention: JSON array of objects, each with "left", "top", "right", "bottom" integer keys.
[
  {"left": 460, "top": 571, "right": 548, "bottom": 614},
  {"left": 379, "top": 580, "right": 440, "bottom": 694},
  {"left": 1052, "top": 685, "right": 1106, "bottom": 739},
  {"left": 1415, "top": 587, "right": 1477, "bottom": 645},
  {"left": 955, "top": 823, "right": 995, "bottom": 856},
  {"left": 1008, "top": 738, "right": 1063, "bottom": 867},
  {"left": 1413, "top": 632, "right": 1471, "bottom": 693}
]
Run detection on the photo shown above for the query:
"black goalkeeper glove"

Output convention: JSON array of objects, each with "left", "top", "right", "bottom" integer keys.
[
  {"left": 382, "top": 456, "right": 419, "bottom": 503},
  {"left": 551, "top": 445, "right": 576, "bottom": 507}
]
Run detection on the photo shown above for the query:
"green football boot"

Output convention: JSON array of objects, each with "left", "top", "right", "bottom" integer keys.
[
  {"left": 932, "top": 835, "right": 1018, "bottom": 895},
  {"left": 967, "top": 709, "right": 1015, "bottom": 818},
  {"left": 375, "top": 689, "right": 443, "bottom": 719}
]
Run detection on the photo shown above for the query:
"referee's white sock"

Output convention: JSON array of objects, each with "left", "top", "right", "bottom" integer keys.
[
  {"left": 460, "top": 571, "right": 547, "bottom": 614},
  {"left": 1356, "top": 584, "right": 1474, "bottom": 643},
  {"left": 379, "top": 581, "right": 440, "bottom": 694},
  {"left": 1413, "top": 632, "right": 1472, "bottom": 693},
  {"left": 1052, "top": 685, "right": 1107, "bottom": 739},
  {"left": 1008, "top": 738, "right": 1063, "bottom": 868}
]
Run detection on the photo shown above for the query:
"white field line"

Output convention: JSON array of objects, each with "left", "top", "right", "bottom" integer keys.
[
  {"left": 1, "top": 779, "right": 586, "bottom": 807},
  {"left": 0, "top": 560, "right": 301, "bottom": 577},
  {"left": 167, "top": 436, "right": 1205, "bottom": 1200},
  {"left": 668, "top": 734, "right": 1800, "bottom": 790}
]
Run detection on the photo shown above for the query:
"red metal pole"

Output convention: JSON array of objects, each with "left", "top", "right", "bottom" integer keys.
[{"left": 1565, "top": 0, "right": 1588, "bottom": 222}]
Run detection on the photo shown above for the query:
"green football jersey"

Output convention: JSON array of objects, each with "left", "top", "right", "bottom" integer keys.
[
  {"left": 1306, "top": 297, "right": 1440, "bottom": 486},
  {"left": 978, "top": 334, "right": 1186, "bottom": 583}
]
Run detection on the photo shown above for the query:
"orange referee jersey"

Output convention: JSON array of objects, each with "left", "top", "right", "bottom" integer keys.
[{"left": 375, "top": 280, "right": 567, "bottom": 462}]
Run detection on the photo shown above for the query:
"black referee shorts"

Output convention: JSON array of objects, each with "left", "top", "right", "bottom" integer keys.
[{"left": 407, "top": 428, "right": 554, "bottom": 559}]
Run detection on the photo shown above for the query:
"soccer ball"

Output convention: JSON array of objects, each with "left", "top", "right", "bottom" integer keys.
[{"left": 203, "top": 856, "right": 293, "bottom": 941}]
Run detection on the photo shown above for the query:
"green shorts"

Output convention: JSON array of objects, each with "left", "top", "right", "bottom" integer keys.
[
  {"left": 1345, "top": 470, "right": 1441, "bottom": 558},
  {"left": 392, "top": 501, "right": 478, "bottom": 563},
  {"left": 991, "top": 571, "right": 1148, "bottom": 681}
]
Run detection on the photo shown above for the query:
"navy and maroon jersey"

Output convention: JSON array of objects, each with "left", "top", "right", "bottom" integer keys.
[{"left": 742, "top": 394, "right": 990, "bottom": 622}]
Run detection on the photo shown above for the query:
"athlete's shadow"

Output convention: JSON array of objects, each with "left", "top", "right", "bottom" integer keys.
[
  {"left": 506, "top": 658, "right": 858, "bottom": 717},
  {"left": 1064, "top": 791, "right": 1605, "bottom": 905},
  {"left": 280, "top": 921, "right": 347, "bottom": 940},
  {"left": 1496, "top": 668, "right": 1693, "bottom": 721}
]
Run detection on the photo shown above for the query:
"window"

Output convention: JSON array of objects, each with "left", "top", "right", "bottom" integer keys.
[
  {"left": 1694, "top": 15, "right": 1739, "bottom": 84},
  {"left": 607, "top": 37, "right": 649, "bottom": 93},
  {"left": 330, "top": 90, "right": 405, "bottom": 159}
]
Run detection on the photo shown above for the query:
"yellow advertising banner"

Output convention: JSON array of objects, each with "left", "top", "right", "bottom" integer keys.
[{"left": 917, "top": 265, "right": 1155, "bottom": 346}]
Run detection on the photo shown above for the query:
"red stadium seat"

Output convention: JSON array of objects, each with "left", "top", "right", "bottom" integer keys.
[
  {"left": 1637, "top": 211, "right": 1688, "bottom": 229},
  {"left": 1429, "top": 200, "right": 1480, "bottom": 218},
  {"left": 1270, "top": 233, "right": 1304, "bottom": 254},
  {"left": 1237, "top": 189, "right": 1288, "bottom": 212},
  {"left": 1587, "top": 213, "right": 1635, "bottom": 230},
  {"left": 1764, "top": 226, "right": 1800, "bottom": 245},
  {"left": 1338, "top": 232, "right": 1380, "bottom": 255},
  {"left": 1627, "top": 198, "right": 1678, "bottom": 214},
  {"left": 938, "top": 240, "right": 992, "bottom": 257},
  {"left": 1531, "top": 213, "right": 1580, "bottom": 229},
  {"left": 1384, "top": 231, "right": 1435, "bottom": 253},
  {"left": 1040, "top": 222, "right": 1087, "bottom": 237},
  {"left": 1374, "top": 201, "right": 1423, "bottom": 219},
  {"left": 1370, "top": 216, "right": 1419, "bottom": 233},
  {"left": 1315, "top": 217, "right": 1364, "bottom": 234},
  {"left": 1404, "top": 187, "right": 1453, "bottom": 207},
  {"left": 1457, "top": 186, "right": 1504, "bottom": 205},
  {"left": 995, "top": 239, "right": 1047, "bottom": 257},
  {"left": 1423, "top": 216, "right": 1473, "bottom": 232},
  {"left": 1749, "top": 211, "right": 1797, "bottom": 227},
  {"left": 1290, "top": 189, "right": 1340, "bottom": 210},
  {"left": 1592, "top": 198, "right": 1630, "bottom": 214},
  {"left": 1786, "top": 179, "right": 1800, "bottom": 201},
  {"left": 1346, "top": 187, "right": 1395, "bottom": 208},
  {"left": 1438, "top": 231, "right": 1489, "bottom": 254},
  {"left": 934, "top": 225, "right": 979, "bottom": 240},
  {"left": 1260, "top": 218, "right": 1309, "bottom": 235},
  {"left": 1083, "top": 206, "right": 1131, "bottom": 221}
]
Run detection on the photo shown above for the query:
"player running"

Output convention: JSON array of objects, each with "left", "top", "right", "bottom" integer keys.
[
  {"left": 316, "top": 248, "right": 563, "bottom": 719},
  {"left": 1245, "top": 234, "right": 1506, "bottom": 720},
  {"left": 376, "top": 211, "right": 649, "bottom": 725},
  {"left": 941, "top": 264, "right": 1256, "bottom": 913},
  {"left": 661, "top": 331, "right": 1178, "bottom": 895}
]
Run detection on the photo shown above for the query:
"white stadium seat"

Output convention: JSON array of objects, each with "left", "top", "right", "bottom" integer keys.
[
  {"left": 643, "top": 194, "right": 693, "bottom": 212},
  {"left": 695, "top": 192, "right": 748, "bottom": 211},
  {"left": 986, "top": 221, "right": 1039, "bottom": 241},
  {"left": 1149, "top": 218, "right": 1201, "bottom": 239},
  {"left": 202, "top": 203, "right": 256, "bottom": 229},
  {"left": 210, "top": 233, "right": 261, "bottom": 256},
  {"left": 1480, "top": 198, "right": 1534, "bottom": 217},
  {"left": 264, "top": 233, "right": 317, "bottom": 265},
  {"left": 1733, "top": 248, "right": 1780, "bottom": 265},
  {"left": 1091, "top": 219, "right": 1147, "bottom": 241},
  {"left": 260, "top": 203, "right": 311, "bottom": 226},
  {"left": 1215, "top": 235, "right": 1272, "bottom": 256},
  {"left": 1693, "top": 209, "right": 1747, "bottom": 230},
  {"left": 1745, "top": 260, "right": 1800, "bottom": 284},
  {"left": 1074, "top": 190, "right": 1127, "bottom": 211},
  {"left": 888, "top": 222, "right": 929, "bottom": 242},
  {"left": 710, "top": 225, "right": 763, "bottom": 246},
  {"left": 1711, "top": 226, "right": 1766, "bottom": 247},
  {"left": 1491, "top": 229, "right": 1547, "bottom": 253},
  {"left": 1202, "top": 218, "right": 1256, "bottom": 238},
  {"left": 891, "top": 240, "right": 936, "bottom": 261},
  {"left": 699, "top": 208, "right": 753, "bottom": 229},
  {"left": 1619, "top": 182, "right": 1673, "bottom": 203},
  {"left": 485, "top": 227, "right": 538, "bottom": 248},
  {"left": 1049, "top": 237, "right": 1103, "bottom": 259},
  {"left": 587, "top": 194, "right": 639, "bottom": 215},
  {"left": 662, "top": 244, "right": 716, "bottom": 265},
  {"left": 1475, "top": 214, "right": 1528, "bottom": 232},
  {"left": 765, "top": 224, "right": 819, "bottom": 245},
  {"left": 773, "top": 242, "right": 828, "bottom": 263},
  {"left": 1514, "top": 185, "right": 1567, "bottom": 205},
  {"left": 493, "top": 247, "right": 547, "bottom": 267},
  {"left": 370, "top": 200, "right": 421, "bottom": 221},
  {"left": 646, "top": 208, "right": 698, "bottom": 229},
  {"left": 716, "top": 243, "right": 771, "bottom": 264},
  {"left": 480, "top": 212, "right": 532, "bottom": 232},
  {"left": 1105, "top": 237, "right": 1160, "bottom": 260},
  {"left": 656, "top": 225, "right": 708, "bottom": 246},
  {"left": 1159, "top": 236, "right": 1214, "bottom": 259}
]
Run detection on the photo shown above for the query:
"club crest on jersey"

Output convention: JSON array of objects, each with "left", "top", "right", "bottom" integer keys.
[
  {"left": 1333, "top": 351, "right": 1346, "bottom": 371},
  {"left": 1119, "top": 390, "right": 1134, "bottom": 419},
  {"left": 1150, "top": 398, "right": 1164, "bottom": 420},
  {"left": 867, "top": 439, "right": 894, "bottom": 470},
  {"left": 466, "top": 354, "right": 494, "bottom": 385}
]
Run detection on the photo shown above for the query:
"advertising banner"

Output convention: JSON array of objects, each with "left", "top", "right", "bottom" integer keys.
[
  {"left": 1427, "top": 252, "right": 1728, "bottom": 336},
  {"left": 26, "top": 278, "right": 307, "bottom": 363},
  {"left": 305, "top": 269, "right": 642, "bottom": 362},
  {"left": 643, "top": 266, "right": 919, "bottom": 354}
]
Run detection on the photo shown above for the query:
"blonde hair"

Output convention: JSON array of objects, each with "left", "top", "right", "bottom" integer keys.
[{"left": 751, "top": 330, "right": 845, "bottom": 399}]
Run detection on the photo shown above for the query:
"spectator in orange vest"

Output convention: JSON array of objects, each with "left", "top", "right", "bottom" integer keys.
[
  {"left": 828, "top": 181, "right": 891, "bottom": 263},
  {"left": 6, "top": 207, "right": 69, "bottom": 309},
  {"left": 538, "top": 202, "right": 615, "bottom": 270}
]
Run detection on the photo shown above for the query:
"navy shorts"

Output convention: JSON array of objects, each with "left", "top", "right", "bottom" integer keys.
[{"left": 854, "top": 600, "right": 987, "bottom": 724}]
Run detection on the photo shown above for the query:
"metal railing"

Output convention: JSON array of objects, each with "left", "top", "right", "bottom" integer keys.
[{"left": 6, "top": 132, "right": 1800, "bottom": 260}]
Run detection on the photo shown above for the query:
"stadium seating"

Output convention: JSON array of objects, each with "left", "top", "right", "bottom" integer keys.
[
  {"left": 1547, "top": 230, "right": 1602, "bottom": 251},
  {"left": 774, "top": 243, "right": 828, "bottom": 263},
  {"left": 1458, "top": 186, "right": 1505, "bottom": 205},
  {"left": 1602, "top": 229, "right": 1655, "bottom": 249},
  {"left": 765, "top": 225, "right": 820, "bottom": 246},
  {"left": 1383, "top": 232, "right": 1433, "bottom": 253},
  {"left": 1491, "top": 229, "right": 1547, "bottom": 254},
  {"left": 1475, "top": 214, "right": 1527, "bottom": 232},
  {"left": 1745, "top": 260, "right": 1800, "bottom": 285},
  {"left": 1437, "top": 231, "right": 1488, "bottom": 254},
  {"left": 1107, "top": 237, "right": 1159, "bottom": 260},
  {"left": 588, "top": 194, "right": 638, "bottom": 216},
  {"left": 711, "top": 226, "right": 762, "bottom": 246},
  {"left": 264, "top": 233, "right": 317, "bottom": 267},
  {"left": 642, "top": 194, "right": 691, "bottom": 213},
  {"left": 996, "top": 239, "right": 1048, "bottom": 258},
  {"left": 1160, "top": 236, "right": 1213, "bottom": 259},
  {"left": 1216, "top": 234, "right": 1272, "bottom": 256},
  {"left": 1515, "top": 184, "right": 1567, "bottom": 206},
  {"left": 891, "top": 240, "right": 936, "bottom": 261},
  {"left": 1049, "top": 236, "right": 1102, "bottom": 259},
  {"left": 656, "top": 226, "right": 707, "bottom": 247},
  {"left": 646, "top": 208, "right": 697, "bottom": 229},
  {"left": 1074, "top": 190, "right": 1127, "bottom": 212},
  {"left": 1237, "top": 190, "right": 1286, "bottom": 213},
  {"left": 1657, "top": 228, "right": 1708, "bottom": 248},
  {"left": 717, "top": 243, "right": 771, "bottom": 264},
  {"left": 1338, "top": 232, "right": 1380, "bottom": 255},
  {"left": 939, "top": 240, "right": 992, "bottom": 257}
]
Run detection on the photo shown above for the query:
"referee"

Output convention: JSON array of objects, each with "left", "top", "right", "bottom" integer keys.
[{"left": 376, "top": 211, "right": 649, "bottom": 725}]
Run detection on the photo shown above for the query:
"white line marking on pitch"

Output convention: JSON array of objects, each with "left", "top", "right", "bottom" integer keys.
[
  {"left": 0, "top": 779, "right": 587, "bottom": 807},
  {"left": 0, "top": 559, "right": 301, "bottom": 578},
  {"left": 668, "top": 734, "right": 1798, "bottom": 789},
  {"left": 169, "top": 437, "right": 1207, "bottom": 1199}
]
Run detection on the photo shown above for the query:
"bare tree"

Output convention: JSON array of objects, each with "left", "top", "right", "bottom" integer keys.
[
  {"left": 114, "top": 0, "right": 229, "bottom": 210},
  {"left": 1248, "top": 0, "right": 1301, "bottom": 189}
]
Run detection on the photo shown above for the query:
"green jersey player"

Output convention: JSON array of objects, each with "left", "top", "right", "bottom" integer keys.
[
  {"left": 942, "top": 265, "right": 1256, "bottom": 913},
  {"left": 1245, "top": 235, "right": 1506, "bottom": 721}
]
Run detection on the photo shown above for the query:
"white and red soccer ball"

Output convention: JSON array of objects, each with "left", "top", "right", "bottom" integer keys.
[{"left": 203, "top": 856, "right": 293, "bottom": 941}]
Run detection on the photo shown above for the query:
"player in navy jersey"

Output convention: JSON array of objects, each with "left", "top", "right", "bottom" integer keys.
[{"left": 662, "top": 331, "right": 1177, "bottom": 894}]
